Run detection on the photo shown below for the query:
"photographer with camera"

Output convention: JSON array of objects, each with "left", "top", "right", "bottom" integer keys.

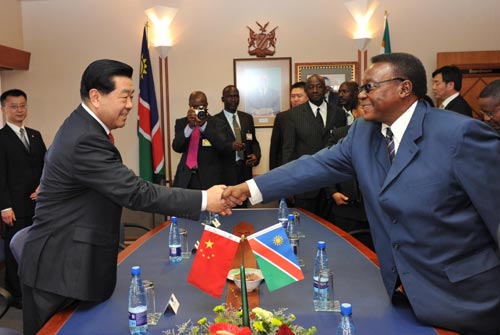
[{"left": 172, "top": 91, "right": 230, "bottom": 190}]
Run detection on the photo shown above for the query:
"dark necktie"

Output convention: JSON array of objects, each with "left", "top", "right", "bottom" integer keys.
[
  {"left": 19, "top": 128, "right": 30, "bottom": 150},
  {"left": 316, "top": 107, "right": 324, "bottom": 128},
  {"left": 186, "top": 126, "right": 200, "bottom": 169},
  {"left": 108, "top": 131, "right": 115, "bottom": 145},
  {"left": 385, "top": 127, "right": 395, "bottom": 163},
  {"left": 233, "top": 114, "right": 244, "bottom": 160}
]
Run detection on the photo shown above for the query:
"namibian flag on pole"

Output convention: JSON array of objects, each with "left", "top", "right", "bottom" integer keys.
[
  {"left": 138, "top": 26, "right": 165, "bottom": 183},
  {"left": 380, "top": 11, "right": 391, "bottom": 54},
  {"left": 247, "top": 223, "right": 304, "bottom": 292}
]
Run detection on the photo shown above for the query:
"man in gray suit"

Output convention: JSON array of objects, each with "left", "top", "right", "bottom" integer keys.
[
  {"left": 281, "top": 74, "right": 346, "bottom": 216},
  {"left": 20, "top": 59, "right": 229, "bottom": 334}
]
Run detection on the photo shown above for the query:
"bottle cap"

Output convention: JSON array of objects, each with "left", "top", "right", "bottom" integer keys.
[
  {"left": 288, "top": 214, "right": 295, "bottom": 221},
  {"left": 317, "top": 241, "right": 326, "bottom": 249},
  {"left": 340, "top": 303, "right": 352, "bottom": 315},
  {"left": 171, "top": 216, "right": 177, "bottom": 223},
  {"left": 131, "top": 265, "right": 141, "bottom": 275}
]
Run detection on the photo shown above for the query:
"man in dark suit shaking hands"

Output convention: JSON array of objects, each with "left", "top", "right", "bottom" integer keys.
[
  {"left": 0, "top": 89, "right": 47, "bottom": 308},
  {"left": 19, "top": 60, "right": 230, "bottom": 334},
  {"left": 223, "top": 53, "right": 500, "bottom": 334}
]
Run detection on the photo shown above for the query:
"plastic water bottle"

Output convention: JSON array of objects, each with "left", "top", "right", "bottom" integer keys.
[
  {"left": 286, "top": 214, "right": 299, "bottom": 256},
  {"left": 128, "top": 266, "right": 148, "bottom": 335},
  {"left": 278, "top": 198, "right": 288, "bottom": 228},
  {"left": 313, "top": 241, "right": 333, "bottom": 311},
  {"left": 169, "top": 216, "right": 182, "bottom": 263},
  {"left": 336, "top": 303, "right": 356, "bottom": 335}
]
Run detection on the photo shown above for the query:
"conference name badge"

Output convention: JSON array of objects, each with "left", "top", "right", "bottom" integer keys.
[
  {"left": 246, "top": 133, "right": 253, "bottom": 141},
  {"left": 164, "top": 293, "right": 180, "bottom": 315}
]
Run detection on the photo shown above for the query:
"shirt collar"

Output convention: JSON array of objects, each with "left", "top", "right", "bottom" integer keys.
[
  {"left": 442, "top": 92, "right": 459, "bottom": 108},
  {"left": 309, "top": 101, "right": 327, "bottom": 113},
  {"left": 381, "top": 100, "right": 418, "bottom": 152},
  {"left": 6, "top": 122, "right": 24, "bottom": 133},
  {"left": 81, "top": 102, "right": 111, "bottom": 135}
]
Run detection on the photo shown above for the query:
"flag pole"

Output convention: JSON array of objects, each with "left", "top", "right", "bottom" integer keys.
[{"left": 239, "top": 235, "right": 250, "bottom": 327}]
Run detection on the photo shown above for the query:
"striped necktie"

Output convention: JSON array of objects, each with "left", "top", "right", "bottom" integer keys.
[
  {"left": 233, "top": 114, "right": 244, "bottom": 160},
  {"left": 385, "top": 127, "right": 395, "bottom": 163}
]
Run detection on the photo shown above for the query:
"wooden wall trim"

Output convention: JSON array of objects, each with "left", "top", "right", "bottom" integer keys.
[{"left": 0, "top": 44, "right": 31, "bottom": 71}]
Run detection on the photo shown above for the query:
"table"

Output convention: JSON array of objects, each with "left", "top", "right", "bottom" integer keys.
[{"left": 41, "top": 209, "right": 455, "bottom": 334}]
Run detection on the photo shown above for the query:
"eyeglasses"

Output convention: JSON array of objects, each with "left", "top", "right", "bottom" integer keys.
[
  {"left": 480, "top": 108, "right": 500, "bottom": 118},
  {"left": 359, "top": 78, "right": 407, "bottom": 94},
  {"left": 7, "top": 104, "right": 28, "bottom": 110}
]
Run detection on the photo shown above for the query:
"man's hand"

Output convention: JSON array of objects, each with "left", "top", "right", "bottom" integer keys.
[
  {"left": 231, "top": 141, "right": 245, "bottom": 152},
  {"left": 245, "top": 154, "right": 258, "bottom": 167},
  {"left": 206, "top": 185, "right": 232, "bottom": 215},
  {"left": 332, "top": 192, "right": 349, "bottom": 206},
  {"left": 30, "top": 185, "right": 41, "bottom": 201},
  {"left": 222, "top": 183, "right": 250, "bottom": 208},
  {"left": 1, "top": 209, "right": 16, "bottom": 226},
  {"left": 187, "top": 107, "right": 206, "bottom": 127}
]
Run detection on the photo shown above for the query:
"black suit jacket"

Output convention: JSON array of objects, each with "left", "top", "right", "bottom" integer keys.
[
  {"left": 172, "top": 115, "right": 229, "bottom": 189},
  {"left": 282, "top": 102, "right": 346, "bottom": 198},
  {"left": 21, "top": 105, "right": 203, "bottom": 302},
  {"left": 445, "top": 94, "right": 472, "bottom": 117},
  {"left": 269, "top": 111, "right": 288, "bottom": 170},
  {"left": 213, "top": 110, "right": 261, "bottom": 185},
  {"left": 0, "top": 125, "right": 46, "bottom": 218}
]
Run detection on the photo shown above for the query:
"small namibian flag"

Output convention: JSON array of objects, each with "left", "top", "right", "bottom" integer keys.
[
  {"left": 247, "top": 223, "right": 304, "bottom": 291},
  {"left": 380, "top": 11, "right": 391, "bottom": 54}
]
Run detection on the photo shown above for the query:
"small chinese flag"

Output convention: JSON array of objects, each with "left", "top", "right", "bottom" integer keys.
[{"left": 187, "top": 225, "right": 241, "bottom": 298}]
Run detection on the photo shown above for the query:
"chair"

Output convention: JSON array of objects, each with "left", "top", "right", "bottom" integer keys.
[
  {"left": 349, "top": 228, "right": 374, "bottom": 251},
  {"left": 0, "top": 235, "right": 13, "bottom": 319},
  {"left": 119, "top": 223, "right": 151, "bottom": 251}
]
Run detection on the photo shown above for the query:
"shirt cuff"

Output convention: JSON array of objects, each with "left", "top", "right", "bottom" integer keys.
[
  {"left": 246, "top": 179, "right": 263, "bottom": 205},
  {"left": 1, "top": 208, "right": 12, "bottom": 213},
  {"left": 201, "top": 190, "right": 207, "bottom": 211}
]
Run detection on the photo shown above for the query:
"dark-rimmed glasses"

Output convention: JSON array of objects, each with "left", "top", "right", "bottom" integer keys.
[
  {"left": 359, "top": 78, "right": 406, "bottom": 93},
  {"left": 480, "top": 108, "right": 500, "bottom": 119}
]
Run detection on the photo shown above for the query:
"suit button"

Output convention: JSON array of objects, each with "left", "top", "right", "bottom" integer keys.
[
  {"left": 392, "top": 219, "right": 397, "bottom": 224},
  {"left": 391, "top": 266, "right": 397, "bottom": 273},
  {"left": 393, "top": 243, "right": 400, "bottom": 250}
]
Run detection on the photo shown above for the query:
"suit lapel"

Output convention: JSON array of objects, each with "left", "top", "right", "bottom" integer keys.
[
  {"left": 380, "top": 101, "right": 425, "bottom": 192},
  {"left": 5, "top": 125, "right": 30, "bottom": 154}
]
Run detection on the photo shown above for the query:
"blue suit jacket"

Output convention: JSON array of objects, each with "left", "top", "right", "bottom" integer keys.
[{"left": 254, "top": 101, "right": 500, "bottom": 333}]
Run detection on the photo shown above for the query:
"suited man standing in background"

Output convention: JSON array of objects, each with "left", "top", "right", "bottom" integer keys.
[
  {"left": 223, "top": 53, "right": 500, "bottom": 334},
  {"left": 281, "top": 74, "right": 346, "bottom": 216},
  {"left": 432, "top": 65, "right": 472, "bottom": 117},
  {"left": 214, "top": 85, "right": 260, "bottom": 207},
  {"left": 20, "top": 60, "right": 230, "bottom": 334},
  {"left": 478, "top": 79, "right": 500, "bottom": 135},
  {"left": 0, "top": 89, "right": 46, "bottom": 308},
  {"left": 172, "top": 91, "right": 230, "bottom": 190}
]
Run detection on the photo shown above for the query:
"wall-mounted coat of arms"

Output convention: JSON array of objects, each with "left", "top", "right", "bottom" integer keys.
[{"left": 246, "top": 21, "right": 278, "bottom": 57}]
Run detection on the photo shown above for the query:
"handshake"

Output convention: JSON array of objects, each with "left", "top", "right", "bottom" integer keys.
[{"left": 205, "top": 183, "right": 252, "bottom": 215}]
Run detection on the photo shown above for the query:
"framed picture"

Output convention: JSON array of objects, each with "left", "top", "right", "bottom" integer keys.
[
  {"left": 234, "top": 57, "right": 292, "bottom": 127},
  {"left": 295, "top": 62, "right": 359, "bottom": 91}
]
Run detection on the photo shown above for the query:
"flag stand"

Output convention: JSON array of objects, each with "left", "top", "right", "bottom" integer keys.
[{"left": 239, "top": 235, "right": 250, "bottom": 327}]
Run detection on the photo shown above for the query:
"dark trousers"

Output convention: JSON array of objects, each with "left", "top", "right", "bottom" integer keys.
[
  {"left": 22, "top": 284, "right": 76, "bottom": 335},
  {"left": 3, "top": 216, "right": 31, "bottom": 299}
]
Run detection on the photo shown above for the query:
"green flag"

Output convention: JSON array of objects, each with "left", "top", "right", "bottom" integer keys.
[{"left": 380, "top": 13, "right": 391, "bottom": 54}]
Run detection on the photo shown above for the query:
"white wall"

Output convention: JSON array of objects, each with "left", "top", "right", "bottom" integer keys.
[{"left": 2, "top": 0, "right": 500, "bottom": 178}]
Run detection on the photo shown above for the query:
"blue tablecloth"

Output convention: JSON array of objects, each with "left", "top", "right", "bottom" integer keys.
[{"left": 56, "top": 209, "right": 439, "bottom": 334}]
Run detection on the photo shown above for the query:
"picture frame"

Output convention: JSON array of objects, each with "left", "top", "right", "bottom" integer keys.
[
  {"left": 295, "top": 62, "right": 359, "bottom": 91},
  {"left": 234, "top": 57, "right": 292, "bottom": 127}
]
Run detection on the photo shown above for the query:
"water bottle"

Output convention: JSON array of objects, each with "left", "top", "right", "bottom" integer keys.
[
  {"left": 336, "top": 303, "right": 356, "bottom": 335},
  {"left": 278, "top": 198, "right": 288, "bottom": 228},
  {"left": 286, "top": 214, "right": 299, "bottom": 256},
  {"left": 128, "top": 266, "right": 148, "bottom": 335},
  {"left": 313, "top": 241, "right": 334, "bottom": 311},
  {"left": 169, "top": 216, "right": 182, "bottom": 263}
]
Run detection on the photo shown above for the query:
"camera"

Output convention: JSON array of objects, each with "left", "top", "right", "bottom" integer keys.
[{"left": 195, "top": 107, "right": 208, "bottom": 120}]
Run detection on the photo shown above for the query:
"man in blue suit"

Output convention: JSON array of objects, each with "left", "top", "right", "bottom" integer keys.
[{"left": 223, "top": 53, "right": 500, "bottom": 334}]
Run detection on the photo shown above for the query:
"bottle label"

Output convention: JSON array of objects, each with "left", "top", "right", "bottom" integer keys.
[
  {"left": 169, "top": 246, "right": 181, "bottom": 257},
  {"left": 129, "top": 307, "right": 147, "bottom": 327}
]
